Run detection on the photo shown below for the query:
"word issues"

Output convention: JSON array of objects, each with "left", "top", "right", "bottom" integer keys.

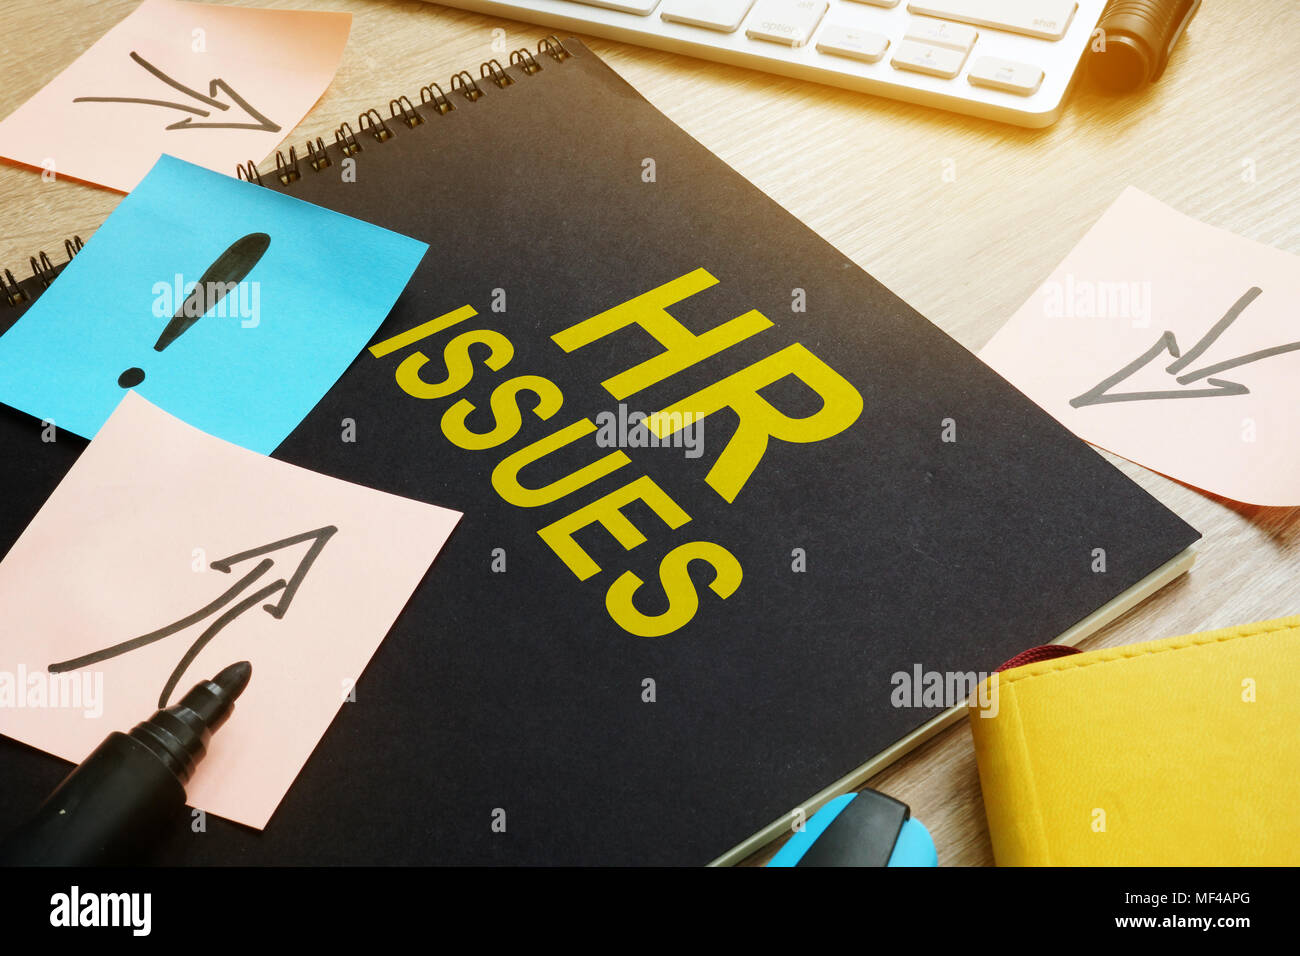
[{"left": 368, "top": 268, "right": 864, "bottom": 637}]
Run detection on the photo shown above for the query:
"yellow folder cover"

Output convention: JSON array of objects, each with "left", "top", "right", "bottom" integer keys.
[{"left": 969, "top": 616, "right": 1300, "bottom": 865}]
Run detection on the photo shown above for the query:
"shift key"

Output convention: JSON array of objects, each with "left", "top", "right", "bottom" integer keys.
[{"left": 906, "top": 0, "right": 1077, "bottom": 41}]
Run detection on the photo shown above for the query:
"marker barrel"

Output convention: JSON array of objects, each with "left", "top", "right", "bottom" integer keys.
[
  {"left": 0, "top": 732, "right": 185, "bottom": 866},
  {"left": 0, "top": 661, "right": 250, "bottom": 866}
]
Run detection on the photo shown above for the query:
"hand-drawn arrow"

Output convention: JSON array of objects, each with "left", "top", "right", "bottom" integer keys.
[
  {"left": 73, "top": 51, "right": 281, "bottom": 132},
  {"left": 48, "top": 526, "right": 336, "bottom": 707},
  {"left": 1069, "top": 287, "right": 1300, "bottom": 407}
]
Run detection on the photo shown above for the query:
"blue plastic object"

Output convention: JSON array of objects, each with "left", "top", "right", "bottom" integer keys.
[
  {"left": 766, "top": 790, "right": 937, "bottom": 867},
  {"left": 886, "top": 818, "right": 939, "bottom": 867}
]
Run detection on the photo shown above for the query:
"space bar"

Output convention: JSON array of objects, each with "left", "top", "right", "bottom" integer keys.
[
  {"left": 906, "top": 0, "right": 1077, "bottom": 40},
  {"left": 560, "top": 0, "right": 660, "bottom": 15}
]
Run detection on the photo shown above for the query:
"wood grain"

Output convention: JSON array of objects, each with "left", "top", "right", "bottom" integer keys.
[{"left": 1, "top": 0, "right": 1297, "bottom": 866}]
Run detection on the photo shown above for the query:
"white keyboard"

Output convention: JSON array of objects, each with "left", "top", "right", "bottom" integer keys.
[{"left": 432, "top": 0, "right": 1107, "bottom": 126}]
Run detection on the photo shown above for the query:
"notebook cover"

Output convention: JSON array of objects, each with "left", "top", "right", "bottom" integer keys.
[
  {"left": 0, "top": 40, "right": 1199, "bottom": 864},
  {"left": 969, "top": 617, "right": 1300, "bottom": 865}
]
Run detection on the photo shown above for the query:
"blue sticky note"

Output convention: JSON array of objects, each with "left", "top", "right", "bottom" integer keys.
[{"left": 0, "top": 155, "right": 427, "bottom": 454}]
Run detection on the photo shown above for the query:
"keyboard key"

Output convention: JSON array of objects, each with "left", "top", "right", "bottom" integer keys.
[
  {"left": 746, "top": 0, "right": 829, "bottom": 47},
  {"left": 968, "top": 55, "right": 1044, "bottom": 94},
  {"left": 906, "top": 0, "right": 1077, "bottom": 41},
  {"left": 891, "top": 38, "right": 969, "bottom": 78},
  {"left": 816, "top": 23, "right": 890, "bottom": 63},
  {"left": 662, "top": 0, "right": 755, "bottom": 32},
  {"left": 904, "top": 16, "right": 976, "bottom": 51},
  {"left": 564, "top": 0, "right": 660, "bottom": 15},
  {"left": 846, "top": 0, "right": 900, "bottom": 6}
]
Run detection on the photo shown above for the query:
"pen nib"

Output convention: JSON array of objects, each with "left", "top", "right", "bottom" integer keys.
[{"left": 211, "top": 660, "right": 253, "bottom": 702}]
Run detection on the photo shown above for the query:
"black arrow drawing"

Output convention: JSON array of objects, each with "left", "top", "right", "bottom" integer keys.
[
  {"left": 1070, "top": 287, "right": 1300, "bottom": 407},
  {"left": 48, "top": 526, "right": 336, "bottom": 707},
  {"left": 73, "top": 51, "right": 281, "bottom": 132}
]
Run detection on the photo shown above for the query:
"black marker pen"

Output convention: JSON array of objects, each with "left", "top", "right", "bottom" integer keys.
[{"left": 0, "top": 661, "right": 251, "bottom": 866}]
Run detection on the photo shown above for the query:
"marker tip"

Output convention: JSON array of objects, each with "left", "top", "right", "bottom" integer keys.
[{"left": 211, "top": 660, "right": 252, "bottom": 701}]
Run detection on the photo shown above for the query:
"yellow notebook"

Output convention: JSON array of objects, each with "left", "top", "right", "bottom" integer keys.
[{"left": 969, "top": 616, "right": 1300, "bottom": 866}]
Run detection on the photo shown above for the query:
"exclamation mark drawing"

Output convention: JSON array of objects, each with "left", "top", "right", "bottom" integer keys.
[{"left": 119, "top": 232, "right": 271, "bottom": 388}]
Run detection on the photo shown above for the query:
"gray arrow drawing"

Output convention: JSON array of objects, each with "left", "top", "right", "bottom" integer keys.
[{"left": 1069, "top": 287, "right": 1299, "bottom": 407}]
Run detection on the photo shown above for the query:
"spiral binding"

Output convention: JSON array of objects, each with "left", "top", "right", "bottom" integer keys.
[
  {"left": 450, "top": 71, "right": 483, "bottom": 102},
  {"left": 236, "top": 36, "right": 574, "bottom": 188},
  {"left": 390, "top": 96, "right": 423, "bottom": 128},
  {"left": 0, "top": 235, "right": 84, "bottom": 308}
]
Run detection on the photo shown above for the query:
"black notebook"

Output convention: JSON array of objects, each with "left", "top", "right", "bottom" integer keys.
[{"left": 0, "top": 38, "right": 1198, "bottom": 865}]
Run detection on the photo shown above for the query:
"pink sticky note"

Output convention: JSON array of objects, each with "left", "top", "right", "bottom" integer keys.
[
  {"left": 981, "top": 187, "right": 1300, "bottom": 507},
  {"left": 0, "top": 0, "right": 351, "bottom": 192},
  {"left": 0, "top": 393, "right": 460, "bottom": 828}
]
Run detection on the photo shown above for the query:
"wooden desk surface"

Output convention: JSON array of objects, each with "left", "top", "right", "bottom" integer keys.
[{"left": 2, "top": 0, "right": 1297, "bottom": 866}]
